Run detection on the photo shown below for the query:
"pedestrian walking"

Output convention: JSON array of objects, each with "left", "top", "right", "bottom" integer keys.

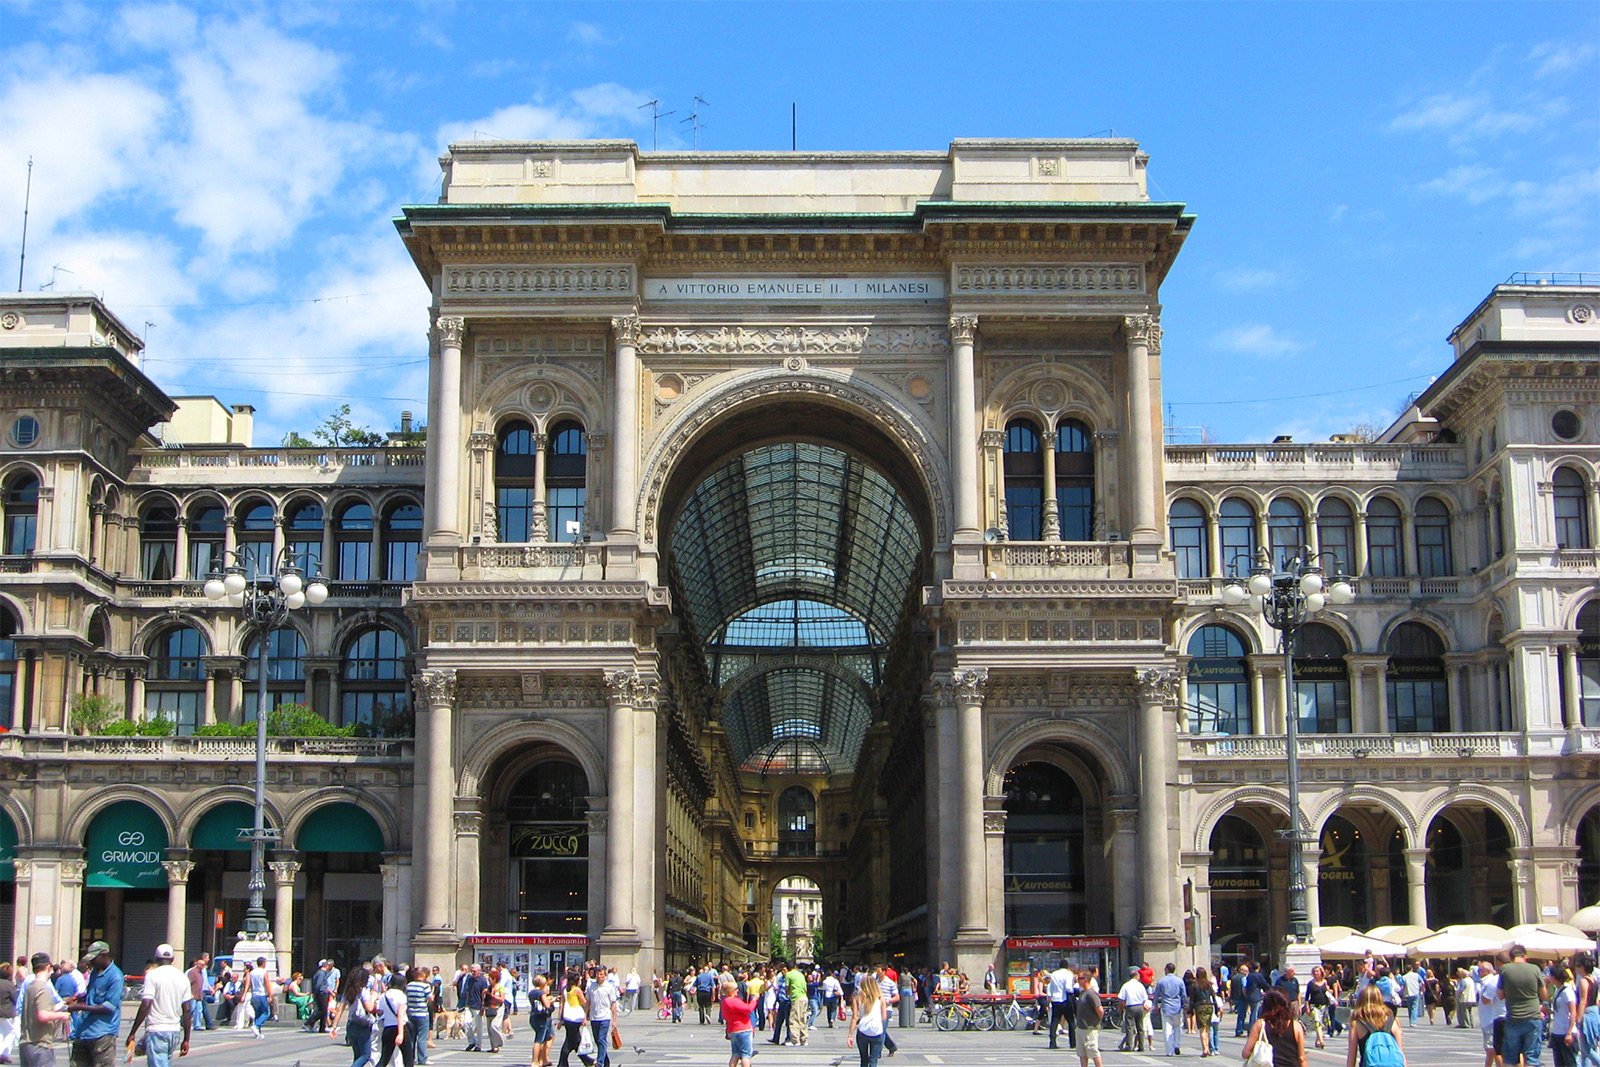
[
  {"left": 846, "top": 972, "right": 886, "bottom": 1067},
  {"left": 329, "top": 965, "right": 378, "bottom": 1067}
]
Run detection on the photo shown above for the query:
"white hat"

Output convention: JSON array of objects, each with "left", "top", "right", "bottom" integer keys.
[{"left": 154, "top": 944, "right": 175, "bottom": 960}]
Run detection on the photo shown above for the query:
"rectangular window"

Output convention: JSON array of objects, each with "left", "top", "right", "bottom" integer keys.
[
  {"left": 1387, "top": 679, "right": 1447, "bottom": 732},
  {"left": 548, "top": 486, "right": 586, "bottom": 542},
  {"left": 188, "top": 540, "right": 221, "bottom": 581},
  {"left": 1173, "top": 524, "right": 1207, "bottom": 579},
  {"left": 1005, "top": 486, "right": 1043, "bottom": 541},
  {"left": 146, "top": 690, "right": 201, "bottom": 736},
  {"left": 1416, "top": 528, "right": 1451, "bottom": 577},
  {"left": 1318, "top": 523, "right": 1353, "bottom": 577},
  {"left": 0, "top": 673, "right": 11, "bottom": 729},
  {"left": 1582, "top": 658, "right": 1600, "bottom": 728},
  {"left": 288, "top": 539, "right": 322, "bottom": 577},
  {"left": 142, "top": 540, "right": 176, "bottom": 581},
  {"left": 498, "top": 487, "right": 533, "bottom": 543},
  {"left": 1188, "top": 682, "right": 1251, "bottom": 735},
  {"left": 6, "top": 515, "right": 36, "bottom": 554},
  {"left": 1368, "top": 525, "right": 1401, "bottom": 577},
  {"left": 1057, "top": 485, "right": 1093, "bottom": 541},
  {"left": 1296, "top": 680, "right": 1351, "bottom": 733},
  {"left": 385, "top": 539, "right": 418, "bottom": 582},
  {"left": 338, "top": 540, "right": 372, "bottom": 581}
]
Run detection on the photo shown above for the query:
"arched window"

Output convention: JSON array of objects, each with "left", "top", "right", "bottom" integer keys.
[
  {"left": 1579, "top": 602, "right": 1599, "bottom": 728},
  {"left": 1219, "top": 498, "right": 1257, "bottom": 577},
  {"left": 1386, "top": 622, "right": 1449, "bottom": 732},
  {"left": 340, "top": 626, "right": 409, "bottom": 732},
  {"left": 1555, "top": 468, "right": 1592, "bottom": 549},
  {"left": 506, "top": 759, "right": 589, "bottom": 933},
  {"left": 1318, "top": 814, "right": 1371, "bottom": 929},
  {"left": 1295, "top": 623, "right": 1350, "bottom": 733},
  {"left": 147, "top": 626, "right": 207, "bottom": 735},
  {"left": 187, "top": 504, "right": 225, "bottom": 580},
  {"left": 285, "top": 501, "right": 324, "bottom": 577},
  {"left": 140, "top": 502, "right": 178, "bottom": 580},
  {"left": 243, "top": 628, "right": 307, "bottom": 716},
  {"left": 335, "top": 502, "right": 374, "bottom": 580},
  {"left": 1316, "top": 499, "right": 1355, "bottom": 577},
  {"left": 1002, "top": 761, "right": 1087, "bottom": 934},
  {"left": 236, "top": 502, "right": 275, "bottom": 576},
  {"left": 495, "top": 420, "right": 538, "bottom": 543},
  {"left": 1003, "top": 419, "right": 1044, "bottom": 541},
  {"left": 1209, "top": 814, "right": 1271, "bottom": 958},
  {"left": 777, "top": 787, "right": 817, "bottom": 857},
  {"left": 1268, "top": 498, "right": 1306, "bottom": 570},
  {"left": 547, "top": 420, "right": 588, "bottom": 542},
  {"left": 382, "top": 500, "right": 422, "bottom": 582},
  {"left": 1170, "top": 499, "right": 1210, "bottom": 579},
  {"left": 1055, "top": 418, "right": 1095, "bottom": 541},
  {"left": 3, "top": 473, "right": 39, "bottom": 555},
  {"left": 1415, "top": 496, "right": 1453, "bottom": 577},
  {"left": 1366, "top": 497, "right": 1402, "bottom": 577},
  {"left": 1186, "top": 625, "right": 1252, "bottom": 735},
  {"left": 0, "top": 610, "right": 17, "bottom": 730}
]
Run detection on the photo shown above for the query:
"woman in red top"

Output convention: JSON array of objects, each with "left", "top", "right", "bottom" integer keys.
[{"left": 719, "top": 979, "right": 756, "bottom": 1067}]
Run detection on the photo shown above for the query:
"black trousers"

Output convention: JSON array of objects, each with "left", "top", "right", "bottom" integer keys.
[
  {"left": 1049, "top": 1001, "right": 1076, "bottom": 1048},
  {"left": 769, "top": 1001, "right": 792, "bottom": 1043}
]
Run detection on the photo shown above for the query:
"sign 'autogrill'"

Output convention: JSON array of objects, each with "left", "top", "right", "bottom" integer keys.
[{"left": 644, "top": 276, "right": 947, "bottom": 302}]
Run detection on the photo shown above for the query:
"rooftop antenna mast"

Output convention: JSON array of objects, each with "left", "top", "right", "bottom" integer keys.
[
  {"left": 39, "top": 264, "right": 72, "bottom": 291},
  {"left": 638, "top": 99, "right": 675, "bottom": 151},
  {"left": 681, "top": 95, "right": 709, "bottom": 150},
  {"left": 16, "top": 157, "right": 32, "bottom": 292}
]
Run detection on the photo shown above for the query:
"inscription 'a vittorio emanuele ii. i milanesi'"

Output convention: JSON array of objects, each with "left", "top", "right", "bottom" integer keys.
[{"left": 644, "top": 275, "right": 946, "bottom": 301}]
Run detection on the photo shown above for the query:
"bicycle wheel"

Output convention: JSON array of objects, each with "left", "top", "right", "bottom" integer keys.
[
  {"left": 995, "top": 1004, "right": 1022, "bottom": 1031},
  {"left": 972, "top": 1004, "right": 997, "bottom": 1031},
  {"left": 934, "top": 1005, "right": 963, "bottom": 1031}
]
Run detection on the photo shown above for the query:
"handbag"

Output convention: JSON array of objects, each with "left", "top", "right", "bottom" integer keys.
[
  {"left": 610, "top": 1018, "right": 623, "bottom": 1050},
  {"left": 577, "top": 1024, "right": 598, "bottom": 1058},
  {"left": 1247, "top": 1027, "right": 1274, "bottom": 1066}
]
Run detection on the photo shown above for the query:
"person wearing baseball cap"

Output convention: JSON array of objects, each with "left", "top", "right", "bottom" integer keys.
[
  {"left": 125, "top": 945, "right": 192, "bottom": 1067},
  {"left": 63, "top": 941, "right": 122, "bottom": 1066}
]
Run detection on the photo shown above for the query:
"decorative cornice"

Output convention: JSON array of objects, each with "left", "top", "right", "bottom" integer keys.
[
  {"left": 446, "top": 264, "right": 635, "bottom": 298},
  {"left": 949, "top": 315, "right": 979, "bottom": 345},
  {"left": 954, "top": 264, "right": 1144, "bottom": 296},
  {"left": 415, "top": 668, "right": 458, "bottom": 709},
  {"left": 435, "top": 316, "right": 466, "bottom": 348},
  {"left": 611, "top": 315, "right": 643, "bottom": 347}
]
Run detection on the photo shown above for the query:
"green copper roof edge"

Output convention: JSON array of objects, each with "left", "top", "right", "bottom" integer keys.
[{"left": 396, "top": 200, "right": 1189, "bottom": 226}]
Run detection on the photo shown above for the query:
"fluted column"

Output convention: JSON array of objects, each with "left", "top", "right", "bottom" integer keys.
[
  {"left": 1041, "top": 430, "right": 1060, "bottom": 539},
  {"left": 600, "top": 671, "right": 643, "bottom": 946},
  {"left": 949, "top": 316, "right": 981, "bottom": 537},
  {"left": 609, "top": 316, "right": 641, "bottom": 539},
  {"left": 1124, "top": 315, "right": 1161, "bottom": 541},
  {"left": 1137, "top": 668, "right": 1180, "bottom": 952},
  {"left": 414, "top": 670, "right": 456, "bottom": 934},
  {"left": 937, "top": 668, "right": 995, "bottom": 972},
  {"left": 426, "top": 315, "right": 465, "bottom": 546},
  {"left": 1403, "top": 847, "right": 1429, "bottom": 928},
  {"left": 270, "top": 858, "right": 301, "bottom": 977},
  {"left": 531, "top": 434, "right": 550, "bottom": 541},
  {"left": 162, "top": 855, "right": 194, "bottom": 965}
]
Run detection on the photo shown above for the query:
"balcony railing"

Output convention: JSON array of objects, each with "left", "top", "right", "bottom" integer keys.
[
  {"left": 131, "top": 446, "right": 425, "bottom": 479},
  {"left": 984, "top": 541, "right": 1132, "bottom": 579},
  {"left": 458, "top": 542, "right": 606, "bottom": 571},
  {"left": 1180, "top": 732, "right": 1524, "bottom": 760},
  {"left": 1556, "top": 549, "right": 1599, "bottom": 571},
  {"left": 1165, "top": 442, "right": 1465, "bottom": 479},
  {"left": 0, "top": 732, "right": 412, "bottom": 760},
  {"left": 1181, "top": 575, "right": 1473, "bottom": 601}
]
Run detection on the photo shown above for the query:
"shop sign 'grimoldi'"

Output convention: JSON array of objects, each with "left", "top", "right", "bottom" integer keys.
[{"left": 643, "top": 276, "right": 946, "bottom": 303}]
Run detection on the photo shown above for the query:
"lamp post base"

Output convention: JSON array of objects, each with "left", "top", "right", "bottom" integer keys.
[
  {"left": 229, "top": 934, "right": 278, "bottom": 977},
  {"left": 1280, "top": 937, "right": 1322, "bottom": 983}
]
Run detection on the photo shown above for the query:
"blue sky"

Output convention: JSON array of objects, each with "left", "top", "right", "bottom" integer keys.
[{"left": 2, "top": 1, "right": 1596, "bottom": 446}]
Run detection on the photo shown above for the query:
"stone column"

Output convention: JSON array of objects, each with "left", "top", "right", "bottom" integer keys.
[
  {"left": 937, "top": 668, "right": 994, "bottom": 974},
  {"left": 949, "top": 316, "right": 981, "bottom": 540},
  {"left": 1561, "top": 644, "right": 1582, "bottom": 729},
  {"left": 1402, "top": 847, "right": 1429, "bottom": 928},
  {"left": 922, "top": 697, "right": 950, "bottom": 959},
  {"left": 380, "top": 860, "right": 402, "bottom": 961},
  {"left": 531, "top": 434, "right": 550, "bottom": 541},
  {"left": 452, "top": 807, "right": 482, "bottom": 935},
  {"left": 608, "top": 316, "right": 641, "bottom": 540},
  {"left": 1108, "top": 805, "right": 1141, "bottom": 937},
  {"left": 1040, "top": 430, "right": 1060, "bottom": 539},
  {"left": 270, "top": 858, "right": 301, "bottom": 976},
  {"left": 585, "top": 807, "right": 609, "bottom": 945},
  {"left": 412, "top": 670, "right": 458, "bottom": 967},
  {"left": 426, "top": 315, "right": 465, "bottom": 549},
  {"left": 161, "top": 855, "right": 195, "bottom": 966},
  {"left": 1123, "top": 315, "right": 1162, "bottom": 541},
  {"left": 598, "top": 671, "right": 645, "bottom": 959},
  {"left": 1207, "top": 507, "right": 1224, "bottom": 578},
  {"left": 1353, "top": 511, "right": 1370, "bottom": 577},
  {"left": 984, "top": 801, "right": 1008, "bottom": 946},
  {"left": 980, "top": 429, "right": 1006, "bottom": 539},
  {"left": 1136, "top": 668, "right": 1181, "bottom": 956}
]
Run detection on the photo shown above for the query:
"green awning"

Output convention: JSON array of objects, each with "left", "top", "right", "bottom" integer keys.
[
  {"left": 85, "top": 801, "right": 168, "bottom": 889},
  {"left": 0, "top": 809, "right": 16, "bottom": 882},
  {"left": 297, "top": 803, "right": 384, "bottom": 853},
  {"left": 191, "top": 802, "right": 266, "bottom": 852}
]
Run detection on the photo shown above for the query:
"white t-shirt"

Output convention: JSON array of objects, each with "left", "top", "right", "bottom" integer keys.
[
  {"left": 1119, "top": 978, "right": 1149, "bottom": 1007},
  {"left": 1479, "top": 973, "right": 1503, "bottom": 1025},
  {"left": 856, "top": 999, "right": 885, "bottom": 1037},
  {"left": 1047, "top": 968, "right": 1074, "bottom": 1002},
  {"left": 625, "top": 972, "right": 640, "bottom": 993},
  {"left": 379, "top": 987, "right": 407, "bottom": 1028},
  {"left": 822, "top": 976, "right": 842, "bottom": 999},
  {"left": 142, "top": 964, "right": 191, "bottom": 1034},
  {"left": 1402, "top": 971, "right": 1421, "bottom": 997},
  {"left": 589, "top": 979, "right": 618, "bottom": 1022}
]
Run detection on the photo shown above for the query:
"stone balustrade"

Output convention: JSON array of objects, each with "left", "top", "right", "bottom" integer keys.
[
  {"left": 0, "top": 732, "right": 411, "bottom": 760},
  {"left": 984, "top": 540, "right": 1133, "bottom": 579},
  {"left": 1165, "top": 442, "right": 1466, "bottom": 481},
  {"left": 130, "top": 446, "right": 425, "bottom": 484},
  {"left": 1180, "top": 731, "right": 1526, "bottom": 760}
]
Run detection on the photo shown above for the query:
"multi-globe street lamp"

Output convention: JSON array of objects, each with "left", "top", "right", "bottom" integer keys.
[
  {"left": 204, "top": 551, "right": 328, "bottom": 940},
  {"left": 1222, "top": 549, "right": 1354, "bottom": 951}
]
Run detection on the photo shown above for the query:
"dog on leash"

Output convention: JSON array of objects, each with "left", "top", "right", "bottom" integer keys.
[{"left": 433, "top": 1010, "right": 466, "bottom": 1041}]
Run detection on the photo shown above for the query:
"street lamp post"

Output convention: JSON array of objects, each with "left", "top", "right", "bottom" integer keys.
[
  {"left": 204, "top": 551, "right": 327, "bottom": 940},
  {"left": 1222, "top": 549, "right": 1353, "bottom": 962}
]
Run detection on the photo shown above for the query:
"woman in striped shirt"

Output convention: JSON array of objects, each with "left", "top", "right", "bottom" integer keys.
[{"left": 405, "top": 967, "right": 433, "bottom": 1066}]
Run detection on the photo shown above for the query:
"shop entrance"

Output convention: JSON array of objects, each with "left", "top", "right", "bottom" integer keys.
[{"left": 81, "top": 800, "right": 169, "bottom": 966}]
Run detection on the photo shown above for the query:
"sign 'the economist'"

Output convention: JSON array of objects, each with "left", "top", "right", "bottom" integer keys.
[{"left": 644, "top": 276, "right": 946, "bottom": 303}]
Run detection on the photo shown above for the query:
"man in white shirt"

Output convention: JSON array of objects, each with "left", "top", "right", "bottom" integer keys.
[
  {"left": 1402, "top": 962, "right": 1423, "bottom": 1025},
  {"left": 588, "top": 968, "right": 619, "bottom": 1067},
  {"left": 1477, "top": 956, "right": 1504, "bottom": 1067},
  {"left": 1117, "top": 968, "right": 1150, "bottom": 1053},
  {"left": 1046, "top": 963, "right": 1075, "bottom": 1050},
  {"left": 124, "top": 944, "right": 193, "bottom": 1067},
  {"left": 623, "top": 969, "right": 641, "bottom": 1014}
]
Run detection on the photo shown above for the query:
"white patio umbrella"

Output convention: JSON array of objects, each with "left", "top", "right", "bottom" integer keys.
[
  {"left": 1405, "top": 930, "right": 1505, "bottom": 958},
  {"left": 1367, "top": 924, "right": 1435, "bottom": 946},
  {"left": 1312, "top": 925, "right": 1357, "bottom": 945},
  {"left": 1567, "top": 904, "right": 1600, "bottom": 934},
  {"left": 1444, "top": 923, "right": 1511, "bottom": 943},
  {"left": 1504, "top": 923, "right": 1597, "bottom": 957},
  {"left": 1318, "top": 933, "right": 1409, "bottom": 959}
]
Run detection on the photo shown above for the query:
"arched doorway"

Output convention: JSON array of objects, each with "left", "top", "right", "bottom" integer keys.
[
  {"left": 186, "top": 800, "right": 278, "bottom": 962},
  {"left": 81, "top": 800, "right": 170, "bottom": 967},
  {"left": 1579, "top": 807, "right": 1600, "bottom": 907},
  {"left": 1319, "top": 806, "right": 1409, "bottom": 929},
  {"left": 1002, "top": 761, "right": 1088, "bottom": 935},
  {"left": 505, "top": 759, "right": 590, "bottom": 935},
  {"left": 1209, "top": 813, "right": 1272, "bottom": 966},
  {"left": 1425, "top": 806, "right": 1515, "bottom": 927},
  {"left": 297, "top": 802, "right": 386, "bottom": 967},
  {"left": 772, "top": 875, "right": 822, "bottom": 962}
]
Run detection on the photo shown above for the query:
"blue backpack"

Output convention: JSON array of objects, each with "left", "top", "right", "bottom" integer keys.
[{"left": 1361, "top": 1022, "right": 1404, "bottom": 1067}]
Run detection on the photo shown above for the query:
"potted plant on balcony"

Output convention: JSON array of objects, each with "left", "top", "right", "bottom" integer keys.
[{"left": 68, "top": 693, "right": 120, "bottom": 735}]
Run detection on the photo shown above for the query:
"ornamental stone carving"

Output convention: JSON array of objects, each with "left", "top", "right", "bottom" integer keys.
[
  {"left": 979, "top": 429, "right": 1005, "bottom": 449},
  {"left": 467, "top": 432, "right": 495, "bottom": 451},
  {"left": 586, "top": 810, "right": 608, "bottom": 833},
  {"left": 983, "top": 811, "right": 1008, "bottom": 833},
  {"left": 454, "top": 810, "right": 484, "bottom": 836},
  {"left": 954, "top": 264, "right": 1143, "bottom": 295},
  {"left": 636, "top": 323, "right": 948, "bottom": 356},
  {"left": 445, "top": 265, "right": 634, "bottom": 298},
  {"left": 1136, "top": 667, "right": 1180, "bottom": 706},
  {"left": 949, "top": 315, "right": 978, "bottom": 345},
  {"left": 268, "top": 860, "right": 302, "bottom": 884},
  {"left": 1124, "top": 314, "right": 1162, "bottom": 352},
  {"left": 435, "top": 316, "right": 466, "bottom": 348},
  {"left": 161, "top": 860, "right": 195, "bottom": 884},
  {"left": 60, "top": 859, "right": 87, "bottom": 883},
  {"left": 415, "top": 669, "right": 458, "bottom": 709},
  {"left": 605, "top": 670, "right": 660, "bottom": 709},
  {"left": 933, "top": 668, "right": 989, "bottom": 706},
  {"left": 611, "top": 315, "right": 643, "bottom": 347}
]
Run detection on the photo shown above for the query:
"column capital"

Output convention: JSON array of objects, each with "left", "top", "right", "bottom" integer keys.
[
  {"left": 161, "top": 860, "right": 196, "bottom": 884},
  {"left": 415, "top": 668, "right": 457, "bottom": 709},
  {"left": 453, "top": 809, "right": 484, "bottom": 836},
  {"left": 1136, "top": 666, "right": 1180, "bottom": 706},
  {"left": 979, "top": 428, "right": 1005, "bottom": 449},
  {"left": 948, "top": 315, "right": 978, "bottom": 345},
  {"left": 933, "top": 667, "right": 988, "bottom": 706},
  {"left": 467, "top": 431, "right": 496, "bottom": 452},
  {"left": 611, "top": 314, "right": 643, "bottom": 346},
  {"left": 585, "top": 809, "right": 609, "bottom": 834},
  {"left": 605, "top": 669, "right": 659, "bottom": 710},
  {"left": 268, "top": 860, "right": 302, "bottom": 885},
  {"left": 434, "top": 315, "right": 466, "bottom": 347},
  {"left": 1124, "top": 313, "right": 1162, "bottom": 350}
]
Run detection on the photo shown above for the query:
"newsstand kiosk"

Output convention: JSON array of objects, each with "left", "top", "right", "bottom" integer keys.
[{"left": 1004, "top": 936, "right": 1125, "bottom": 993}]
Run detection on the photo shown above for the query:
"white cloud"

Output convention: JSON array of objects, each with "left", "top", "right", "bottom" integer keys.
[
  {"left": 1212, "top": 323, "right": 1306, "bottom": 359},
  {"left": 1388, "top": 92, "right": 1557, "bottom": 142},
  {"left": 117, "top": 3, "right": 198, "bottom": 49},
  {"left": 425, "top": 84, "right": 653, "bottom": 185},
  {"left": 1529, "top": 40, "right": 1597, "bottom": 79},
  {"left": 567, "top": 21, "right": 608, "bottom": 46},
  {"left": 35, "top": 230, "right": 196, "bottom": 313},
  {"left": 572, "top": 83, "right": 651, "bottom": 122},
  {"left": 1215, "top": 267, "right": 1286, "bottom": 293}
]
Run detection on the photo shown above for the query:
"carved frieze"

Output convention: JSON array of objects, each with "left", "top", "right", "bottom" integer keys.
[
  {"left": 445, "top": 265, "right": 635, "bottom": 298},
  {"left": 954, "top": 264, "right": 1144, "bottom": 295},
  {"left": 635, "top": 323, "right": 948, "bottom": 356},
  {"left": 415, "top": 669, "right": 457, "bottom": 709}
]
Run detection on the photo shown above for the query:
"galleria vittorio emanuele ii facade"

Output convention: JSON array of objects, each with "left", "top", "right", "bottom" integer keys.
[{"left": 0, "top": 139, "right": 1595, "bottom": 983}]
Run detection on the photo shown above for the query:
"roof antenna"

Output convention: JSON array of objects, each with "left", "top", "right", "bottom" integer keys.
[
  {"left": 16, "top": 157, "right": 32, "bottom": 292},
  {"left": 681, "top": 95, "right": 709, "bottom": 150},
  {"left": 791, "top": 103, "right": 797, "bottom": 151},
  {"left": 638, "top": 99, "right": 675, "bottom": 151},
  {"left": 39, "top": 264, "right": 72, "bottom": 291}
]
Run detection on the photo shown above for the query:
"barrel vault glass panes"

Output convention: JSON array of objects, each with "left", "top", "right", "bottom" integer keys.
[
  {"left": 495, "top": 420, "right": 537, "bottom": 542},
  {"left": 335, "top": 502, "right": 374, "bottom": 580},
  {"left": 1268, "top": 498, "right": 1306, "bottom": 569},
  {"left": 2, "top": 473, "right": 38, "bottom": 555},
  {"left": 285, "top": 501, "right": 324, "bottom": 576},
  {"left": 1001, "top": 761, "right": 1086, "bottom": 935},
  {"left": 1414, "top": 496, "right": 1453, "bottom": 577},
  {"left": 243, "top": 628, "right": 307, "bottom": 715},
  {"left": 1579, "top": 602, "right": 1600, "bottom": 727},
  {"left": 1003, "top": 419, "right": 1044, "bottom": 541},
  {"left": 1219, "top": 498, "right": 1257, "bottom": 576},
  {"left": 146, "top": 626, "right": 206, "bottom": 734},
  {"left": 1294, "top": 623, "right": 1351, "bottom": 733},
  {"left": 340, "top": 627, "right": 409, "bottom": 730},
  {"left": 1317, "top": 814, "right": 1370, "bottom": 929},
  {"left": 1186, "top": 625, "right": 1253, "bottom": 734},
  {"left": 1366, "top": 497, "right": 1402, "bottom": 577},
  {"left": 777, "top": 787, "right": 817, "bottom": 857},
  {"left": 1555, "top": 467, "right": 1593, "bottom": 549},
  {"left": 1208, "top": 815, "right": 1269, "bottom": 965},
  {"left": 1170, "top": 499, "right": 1209, "bottom": 578},
  {"left": 506, "top": 760, "right": 589, "bottom": 932},
  {"left": 1054, "top": 418, "right": 1095, "bottom": 540},
  {"left": 0, "top": 610, "right": 16, "bottom": 730},
  {"left": 187, "top": 504, "right": 225, "bottom": 580},
  {"left": 236, "top": 501, "right": 275, "bottom": 576},
  {"left": 546, "top": 421, "right": 588, "bottom": 542},
  {"left": 140, "top": 502, "right": 178, "bottom": 579},
  {"left": 1386, "top": 622, "right": 1449, "bottom": 732},
  {"left": 1316, "top": 499, "right": 1355, "bottom": 577},
  {"left": 382, "top": 500, "right": 421, "bottom": 581}
]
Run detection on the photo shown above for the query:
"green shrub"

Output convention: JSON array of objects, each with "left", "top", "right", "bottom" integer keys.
[
  {"left": 136, "top": 717, "right": 175, "bottom": 737},
  {"left": 194, "top": 722, "right": 251, "bottom": 737},
  {"left": 69, "top": 694, "right": 121, "bottom": 734},
  {"left": 100, "top": 719, "right": 139, "bottom": 736},
  {"left": 265, "top": 703, "right": 355, "bottom": 737}
]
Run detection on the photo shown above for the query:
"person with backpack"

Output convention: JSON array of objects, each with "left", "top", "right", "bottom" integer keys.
[{"left": 1344, "top": 983, "right": 1405, "bottom": 1067}]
